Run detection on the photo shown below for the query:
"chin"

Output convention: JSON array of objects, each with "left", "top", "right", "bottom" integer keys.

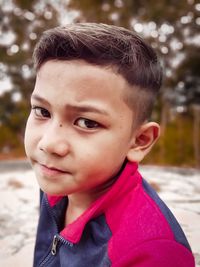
[
  {"left": 43, "top": 188, "right": 66, "bottom": 196},
  {"left": 38, "top": 183, "right": 64, "bottom": 196}
]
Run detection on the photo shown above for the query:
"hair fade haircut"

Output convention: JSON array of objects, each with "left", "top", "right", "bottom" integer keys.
[{"left": 33, "top": 23, "right": 162, "bottom": 124}]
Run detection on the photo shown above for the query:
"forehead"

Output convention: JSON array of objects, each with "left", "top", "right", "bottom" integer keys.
[
  {"left": 34, "top": 60, "right": 134, "bottom": 114},
  {"left": 36, "top": 59, "right": 124, "bottom": 92}
]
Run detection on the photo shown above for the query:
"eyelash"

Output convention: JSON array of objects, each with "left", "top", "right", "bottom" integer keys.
[
  {"left": 74, "top": 118, "right": 101, "bottom": 130},
  {"left": 31, "top": 106, "right": 101, "bottom": 130},
  {"left": 32, "top": 106, "right": 51, "bottom": 118}
]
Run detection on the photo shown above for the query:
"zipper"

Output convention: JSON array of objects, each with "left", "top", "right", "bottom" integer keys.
[
  {"left": 38, "top": 196, "right": 60, "bottom": 266},
  {"left": 57, "top": 235, "right": 73, "bottom": 247},
  {"left": 51, "top": 235, "right": 59, "bottom": 255},
  {"left": 39, "top": 251, "right": 53, "bottom": 267},
  {"left": 39, "top": 234, "right": 74, "bottom": 266},
  {"left": 39, "top": 195, "right": 73, "bottom": 266},
  {"left": 51, "top": 235, "right": 73, "bottom": 256}
]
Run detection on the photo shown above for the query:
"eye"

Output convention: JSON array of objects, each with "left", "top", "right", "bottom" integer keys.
[
  {"left": 75, "top": 118, "right": 100, "bottom": 129},
  {"left": 32, "top": 106, "right": 51, "bottom": 118}
]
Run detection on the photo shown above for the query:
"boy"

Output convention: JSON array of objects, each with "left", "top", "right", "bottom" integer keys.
[{"left": 24, "top": 23, "right": 195, "bottom": 266}]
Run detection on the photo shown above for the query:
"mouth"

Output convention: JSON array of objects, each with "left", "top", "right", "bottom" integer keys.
[{"left": 39, "top": 163, "right": 68, "bottom": 177}]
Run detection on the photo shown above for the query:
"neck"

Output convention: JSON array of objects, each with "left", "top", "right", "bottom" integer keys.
[
  {"left": 65, "top": 194, "right": 93, "bottom": 225},
  {"left": 65, "top": 175, "right": 118, "bottom": 226},
  {"left": 64, "top": 162, "right": 127, "bottom": 226}
]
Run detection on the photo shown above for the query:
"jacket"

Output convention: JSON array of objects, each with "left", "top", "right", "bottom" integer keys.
[{"left": 33, "top": 161, "right": 195, "bottom": 266}]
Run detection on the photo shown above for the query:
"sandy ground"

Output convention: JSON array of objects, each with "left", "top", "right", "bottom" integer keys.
[{"left": 0, "top": 160, "right": 199, "bottom": 266}]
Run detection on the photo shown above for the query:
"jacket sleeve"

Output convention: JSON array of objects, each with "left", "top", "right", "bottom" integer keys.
[{"left": 112, "top": 239, "right": 195, "bottom": 267}]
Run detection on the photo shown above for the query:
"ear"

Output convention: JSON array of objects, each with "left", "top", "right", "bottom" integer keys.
[{"left": 127, "top": 122, "right": 160, "bottom": 163}]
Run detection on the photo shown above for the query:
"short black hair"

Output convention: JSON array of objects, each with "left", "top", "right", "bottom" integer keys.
[{"left": 33, "top": 23, "right": 162, "bottom": 124}]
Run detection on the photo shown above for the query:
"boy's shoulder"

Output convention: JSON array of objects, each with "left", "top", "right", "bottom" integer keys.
[
  {"left": 103, "top": 166, "right": 194, "bottom": 266},
  {"left": 106, "top": 173, "right": 173, "bottom": 244}
]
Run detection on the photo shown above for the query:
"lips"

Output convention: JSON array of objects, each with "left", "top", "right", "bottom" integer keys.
[
  {"left": 42, "top": 164, "right": 66, "bottom": 172},
  {"left": 39, "top": 164, "right": 68, "bottom": 177}
]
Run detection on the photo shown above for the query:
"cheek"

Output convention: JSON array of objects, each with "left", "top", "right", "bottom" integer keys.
[
  {"left": 24, "top": 127, "right": 31, "bottom": 156},
  {"left": 77, "top": 137, "right": 127, "bottom": 169},
  {"left": 24, "top": 117, "right": 37, "bottom": 155}
]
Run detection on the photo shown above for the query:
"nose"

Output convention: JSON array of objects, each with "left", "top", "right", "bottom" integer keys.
[{"left": 38, "top": 122, "right": 70, "bottom": 157}]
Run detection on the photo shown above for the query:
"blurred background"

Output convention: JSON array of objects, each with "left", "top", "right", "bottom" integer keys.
[{"left": 0, "top": 0, "right": 200, "bottom": 168}]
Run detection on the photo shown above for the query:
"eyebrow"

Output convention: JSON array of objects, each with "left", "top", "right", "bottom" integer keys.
[
  {"left": 31, "top": 93, "right": 109, "bottom": 116},
  {"left": 31, "top": 94, "right": 49, "bottom": 105}
]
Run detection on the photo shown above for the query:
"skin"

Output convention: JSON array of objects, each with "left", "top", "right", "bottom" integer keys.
[{"left": 24, "top": 60, "right": 159, "bottom": 224}]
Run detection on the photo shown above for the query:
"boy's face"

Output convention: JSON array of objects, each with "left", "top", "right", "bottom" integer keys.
[{"left": 24, "top": 60, "right": 138, "bottom": 197}]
